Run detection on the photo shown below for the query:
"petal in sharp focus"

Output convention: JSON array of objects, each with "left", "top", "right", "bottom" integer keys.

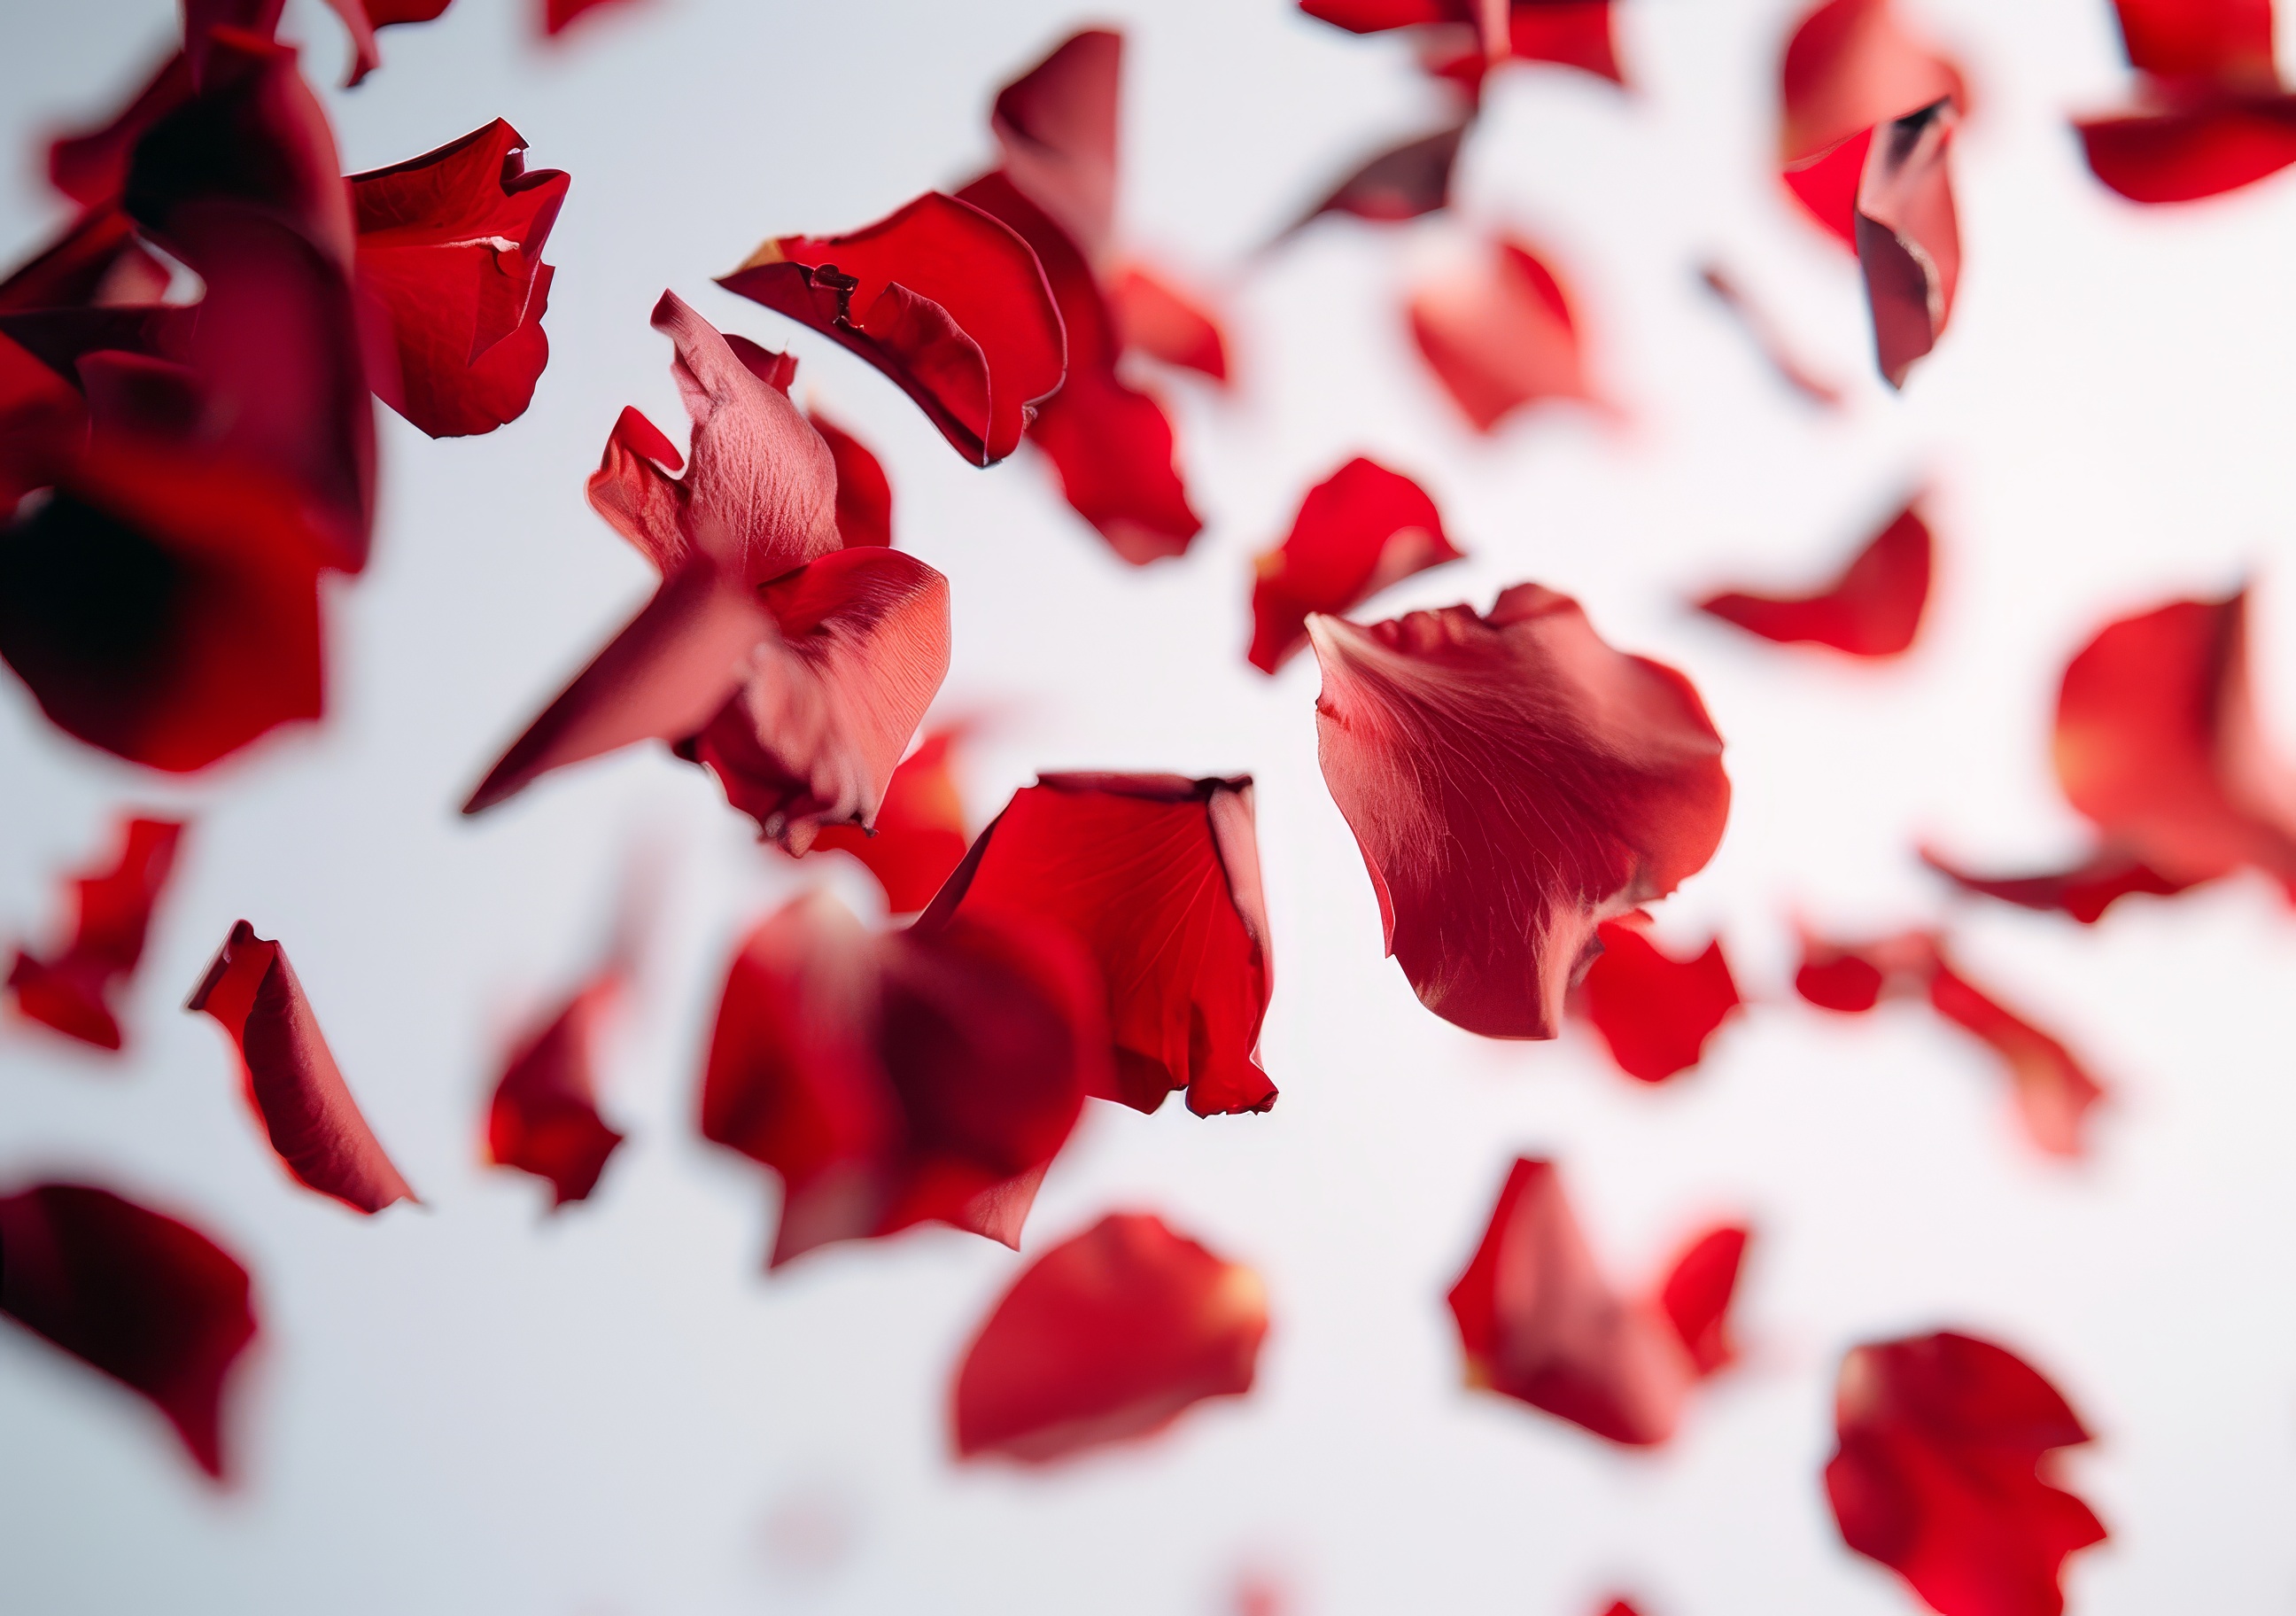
[
  {"left": 1447, "top": 1158, "right": 1700, "bottom": 1446},
  {"left": 487, "top": 973, "right": 624, "bottom": 1207},
  {"left": 186, "top": 921, "right": 416, "bottom": 1213},
  {"left": 917, "top": 773, "right": 1276, "bottom": 1116},
  {"left": 7, "top": 816, "right": 186, "bottom": 1051},
  {"left": 1308, "top": 586, "right": 1730, "bottom": 1039},
  {"left": 718, "top": 192, "right": 1067, "bottom": 467},
  {"left": 811, "top": 727, "right": 971, "bottom": 914},
  {"left": 807, "top": 408, "right": 894, "bottom": 548},
  {"left": 0, "top": 1182, "right": 256, "bottom": 1480},
  {"left": 991, "top": 28, "right": 1122, "bottom": 267},
  {"left": 350, "top": 119, "right": 569, "bottom": 438},
  {"left": 1699, "top": 503, "right": 1931, "bottom": 656},
  {"left": 951, "top": 1212, "right": 1267, "bottom": 1464},
  {"left": 2077, "top": 101, "right": 2296, "bottom": 204},
  {"left": 1409, "top": 238, "right": 1595, "bottom": 431},
  {"left": 1570, "top": 918, "right": 1740, "bottom": 1083},
  {"left": 1111, "top": 265, "right": 1229, "bottom": 382},
  {"left": 1827, "top": 1331, "right": 2106, "bottom": 1616},
  {"left": 1249, "top": 456, "right": 1462, "bottom": 674},
  {"left": 1659, "top": 1224, "right": 1750, "bottom": 1377},
  {"left": 1856, "top": 98, "right": 1961, "bottom": 388},
  {"left": 699, "top": 890, "right": 1102, "bottom": 1265}
]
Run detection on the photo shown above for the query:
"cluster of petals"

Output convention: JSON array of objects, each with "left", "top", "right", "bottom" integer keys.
[
  {"left": 1796, "top": 931, "right": 2104, "bottom": 1157},
  {"left": 1827, "top": 1330, "right": 2106, "bottom": 1616},
  {"left": 487, "top": 967, "right": 625, "bottom": 1208},
  {"left": 188, "top": 920, "right": 417, "bottom": 1214},
  {"left": 699, "top": 890, "right": 1106, "bottom": 1265},
  {"left": 7, "top": 815, "right": 185, "bottom": 1050},
  {"left": 1780, "top": 0, "right": 1965, "bottom": 385},
  {"left": 1408, "top": 237, "right": 1596, "bottom": 431},
  {"left": 951, "top": 1212, "right": 1268, "bottom": 1463},
  {"left": 1247, "top": 456, "right": 1462, "bottom": 673},
  {"left": 1309, "top": 584, "right": 1729, "bottom": 1038},
  {"left": 1698, "top": 502, "right": 1932, "bottom": 657},
  {"left": 2075, "top": 0, "right": 2296, "bottom": 204},
  {"left": 1569, "top": 915, "right": 1740, "bottom": 1083},
  {"left": 1448, "top": 1158, "right": 1748, "bottom": 1445},
  {"left": 917, "top": 773, "right": 1277, "bottom": 1117}
]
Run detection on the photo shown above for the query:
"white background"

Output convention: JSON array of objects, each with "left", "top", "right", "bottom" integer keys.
[{"left": 5, "top": 0, "right": 2296, "bottom": 1611}]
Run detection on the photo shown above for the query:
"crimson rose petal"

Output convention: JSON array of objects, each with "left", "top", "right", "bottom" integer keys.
[
  {"left": 1249, "top": 457, "right": 1462, "bottom": 675},
  {"left": 1660, "top": 1224, "right": 1750, "bottom": 1377},
  {"left": 487, "top": 973, "right": 624, "bottom": 1207},
  {"left": 807, "top": 408, "right": 894, "bottom": 549},
  {"left": 1699, "top": 504, "right": 1931, "bottom": 656},
  {"left": 951, "top": 1212, "right": 1268, "bottom": 1463},
  {"left": 0, "top": 1182, "right": 256, "bottom": 1480},
  {"left": 8, "top": 817, "right": 186, "bottom": 1051},
  {"left": 811, "top": 728, "right": 970, "bottom": 914},
  {"left": 1571, "top": 918, "right": 1740, "bottom": 1083},
  {"left": 1409, "top": 238, "right": 1594, "bottom": 431},
  {"left": 991, "top": 28, "right": 1121, "bottom": 266},
  {"left": 187, "top": 921, "right": 416, "bottom": 1214},
  {"left": 1920, "top": 848, "right": 2199, "bottom": 923},
  {"left": 544, "top": 0, "right": 644, "bottom": 35},
  {"left": 1289, "top": 124, "right": 1466, "bottom": 231},
  {"left": 1112, "top": 266, "right": 1229, "bottom": 382},
  {"left": 1308, "top": 585, "right": 1729, "bottom": 1039}
]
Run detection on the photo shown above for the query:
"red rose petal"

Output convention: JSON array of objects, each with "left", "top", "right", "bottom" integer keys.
[
  {"left": 807, "top": 408, "right": 894, "bottom": 549},
  {"left": 1408, "top": 237, "right": 1594, "bottom": 431},
  {"left": 718, "top": 192, "right": 1066, "bottom": 467},
  {"left": 1248, "top": 456, "right": 1462, "bottom": 674},
  {"left": 1699, "top": 264, "right": 1843, "bottom": 406},
  {"left": 1308, "top": 585, "right": 1729, "bottom": 1039},
  {"left": 1857, "top": 98, "right": 1961, "bottom": 387},
  {"left": 991, "top": 29, "right": 1121, "bottom": 267},
  {"left": 7, "top": 817, "right": 186, "bottom": 1051},
  {"left": 1780, "top": 0, "right": 1962, "bottom": 169},
  {"left": 951, "top": 1212, "right": 1267, "bottom": 1463},
  {"left": 1699, "top": 504, "right": 1931, "bottom": 656},
  {"left": 351, "top": 119, "right": 569, "bottom": 439},
  {"left": 49, "top": 54, "right": 194, "bottom": 211},
  {"left": 2110, "top": 0, "right": 2275, "bottom": 80},
  {"left": 1571, "top": 917, "right": 1740, "bottom": 1083},
  {"left": 487, "top": 973, "right": 624, "bottom": 1207},
  {"left": 1302, "top": 1, "right": 1620, "bottom": 83},
  {"left": 1827, "top": 1331, "right": 2106, "bottom": 1616},
  {"left": 811, "top": 727, "right": 970, "bottom": 914},
  {"left": 1920, "top": 847, "right": 2200, "bottom": 923},
  {"left": 1784, "top": 126, "right": 1875, "bottom": 247},
  {"left": 2078, "top": 99, "right": 2296, "bottom": 203},
  {"left": 544, "top": 0, "right": 644, "bottom": 36},
  {"left": 918, "top": 773, "right": 1276, "bottom": 1117},
  {"left": 1660, "top": 1224, "right": 1749, "bottom": 1376},
  {"left": 0, "top": 1182, "right": 256, "bottom": 1480},
  {"left": 1111, "top": 265, "right": 1229, "bottom": 382},
  {"left": 1289, "top": 123, "right": 1466, "bottom": 231},
  {"left": 700, "top": 890, "right": 1101, "bottom": 1265},
  {"left": 187, "top": 920, "right": 416, "bottom": 1214}
]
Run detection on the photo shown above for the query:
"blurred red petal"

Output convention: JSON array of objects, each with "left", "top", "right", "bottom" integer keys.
[
  {"left": 918, "top": 773, "right": 1276, "bottom": 1116},
  {"left": 187, "top": 920, "right": 416, "bottom": 1213},
  {"left": 1571, "top": 918, "right": 1740, "bottom": 1082},
  {"left": 1113, "top": 264, "right": 1229, "bottom": 381},
  {"left": 1780, "top": 0, "right": 1962, "bottom": 166},
  {"left": 992, "top": 28, "right": 1121, "bottom": 267},
  {"left": 1248, "top": 456, "right": 1462, "bottom": 674},
  {"left": 718, "top": 192, "right": 1066, "bottom": 467},
  {"left": 1308, "top": 586, "right": 1729, "bottom": 1038},
  {"left": 1795, "top": 947, "right": 1887, "bottom": 1011},
  {"left": 700, "top": 891, "right": 1102, "bottom": 1264},
  {"left": 0, "top": 1182, "right": 256, "bottom": 1480},
  {"left": 1699, "top": 264, "right": 1844, "bottom": 405},
  {"left": 1857, "top": 99, "right": 1960, "bottom": 387},
  {"left": 544, "top": 0, "right": 644, "bottom": 35},
  {"left": 1783, "top": 126, "right": 1873, "bottom": 246},
  {"left": 1699, "top": 504, "right": 1931, "bottom": 656},
  {"left": 2109, "top": 0, "right": 2275, "bottom": 80},
  {"left": 1660, "top": 1224, "right": 1749, "bottom": 1376},
  {"left": 1290, "top": 123, "right": 1466, "bottom": 230},
  {"left": 807, "top": 408, "right": 894, "bottom": 548},
  {"left": 1920, "top": 847, "right": 2199, "bottom": 923},
  {"left": 952, "top": 1212, "right": 1267, "bottom": 1463},
  {"left": 811, "top": 728, "right": 970, "bottom": 914},
  {"left": 49, "top": 54, "right": 194, "bottom": 211},
  {"left": 351, "top": 119, "right": 568, "bottom": 438},
  {"left": 1507, "top": 3, "right": 1621, "bottom": 82},
  {"left": 1827, "top": 1332, "right": 2106, "bottom": 1616},
  {"left": 487, "top": 974, "right": 624, "bottom": 1207},
  {"left": 2078, "top": 99, "right": 2296, "bottom": 202},
  {"left": 1409, "top": 238, "right": 1594, "bottom": 431},
  {"left": 7, "top": 817, "right": 185, "bottom": 1051},
  {"left": 1300, "top": 0, "right": 1458, "bottom": 31}
]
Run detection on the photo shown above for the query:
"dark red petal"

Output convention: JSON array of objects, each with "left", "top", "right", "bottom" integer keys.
[
  {"left": 2078, "top": 98, "right": 2296, "bottom": 203},
  {"left": 1828, "top": 1332, "right": 2106, "bottom": 1616},
  {"left": 700, "top": 891, "right": 1099, "bottom": 1265},
  {"left": 1780, "top": 0, "right": 1963, "bottom": 165},
  {"left": 1409, "top": 238, "right": 1594, "bottom": 431},
  {"left": 49, "top": 53, "right": 194, "bottom": 210},
  {"left": 1447, "top": 1159, "right": 1695, "bottom": 1446},
  {"left": 951, "top": 1212, "right": 1267, "bottom": 1463},
  {"left": 1920, "top": 847, "right": 2199, "bottom": 923},
  {"left": 807, "top": 408, "right": 894, "bottom": 548},
  {"left": 918, "top": 773, "right": 1276, "bottom": 1116},
  {"left": 351, "top": 119, "right": 568, "bottom": 439},
  {"left": 1289, "top": 123, "right": 1466, "bottom": 230},
  {"left": 2107, "top": 0, "right": 2275, "bottom": 82},
  {"left": 683, "top": 547, "right": 952, "bottom": 852},
  {"left": 7, "top": 816, "right": 186, "bottom": 1051},
  {"left": 1856, "top": 99, "right": 1960, "bottom": 388},
  {"left": 992, "top": 28, "right": 1122, "bottom": 267},
  {"left": 1309, "top": 586, "right": 1729, "bottom": 1038},
  {"left": 543, "top": 0, "right": 645, "bottom": 37},
  {"left": 0, "top": 1182, "right": 256, "bottom": 1479},
  {"left": 1698, "top": 504, "right": 1931, "bottom": 656},
  {"left": 1927, "top": 964, "right": 2105, "bottom": 1159},
  {"left": 811, "top": 728, "right": 970, "bottom": 913},
  {"left": 1571, "top": 919, "right": 1740, "bottom": 1083},
  {"left": 1658, "top": 1224, "right": 1749, "bottom": 1376},
  {"left": 1249, "top": 456, "right": 1462, "bottom": 674},
  {"left": 1112, "top": 265, "right": 1229, "bottom": 381},
  {"left": 1299, "top": 0, "right": 1459, "bottom": 33},
  {"left": 487, "top": 975, "right": 624, "bottom": 1206},
  {"left": 718, "top": 192, "right": 1067, "bottom": 467},
  {"left": 187, "top": 921, "right": 416, "bottom": 1214}
]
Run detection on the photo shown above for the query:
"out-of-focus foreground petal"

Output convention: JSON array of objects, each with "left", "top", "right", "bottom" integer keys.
[
  {"left": 487, "top": 972, "right": 624, "bottom": 1207},
  {"left": 951, "top": 1212, "right": 1267, "bottom": 1463},
  {"left": 1827, "top": 1331, "right": 2106, "bottom": 1616},
  {"left": 700, "top": 890, "right": 1102, "bottom": 1264},
  {"left": 1408, "top": 237, "right": 1594, "bottom": 431},
  {"left": 543, "top": 0, "right": 645, "bottom": 36},
  {"left": 811, "top": 728, "right": 970, "bottom": 914},
  {"left": 1569, "top": 916, "right": 1739, "bottom": 1083},
  {"left": 1920, "top": 848, "right": 2199, "bottom": 924},
  {"left": 187, "top": 921, "right": 416, "bottom": 1213},
  {"left": 1308, "top": 585, "right": 1728, "bottom": 1039},
  {"left": 1248, "top": 456, "right": 1462, "bottom": 674},
  {"left": 918, "top": 773, "right": 1276, "bottom": 1116},
  {"left": 7, "top": 816, "right": 186, "bottom": 1051},
  {"left": 0, "top": 1182, "right": 256, "bottom": 1480},
  {"left": 2075, "top": 0, "right": 2296, "bottom": 203},
  {"left": 1698, "top": 503, "right": 1931, "bottom": 656},
  {"left": 1300, "top": 1, "right": 1622, "bottom": 85},
  {"left": 1111, "top": 265, "right": 1229, "bottom": 381},
  {"left": 1661, "top": 1224, "right": 1749, "bottom": 1377}
]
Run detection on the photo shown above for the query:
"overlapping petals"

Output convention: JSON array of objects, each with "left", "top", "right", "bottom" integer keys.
[
  {"left": 808, "top": 409, "right": 893, "bottom": 548},
  {"left": 917, "top": 773, "right": 1276, "bottom": 1116},
  {"left": 7, "top": 816, "right": 185, "bottom": 1050},
  {"left": 1248, "top": 457, "right": 1462, "bottom": 673},
  {"left": 811, "top": 727, "right": 971, "bottom": 914},
  {"left": 188, "top": 921, "right": 416, "bottom": 1213},
  {"left": 951, "top": 1212, "right": 1268, "bottom": 1463},
  {"left": 2075, "top": 0, "right": 2296, "bottom": 203},
  {"left": 1447, "top": 1158, "right": 1746, "bottom": 1445},
  {"left": 699, "top": 890, "right": 1104, "bottom": 1264},
  {"left": 487, "top": 971, "right": 624, "bottom": 1207},
  {"left": 1308, "top": 585, "right": 1729, "bottom": 1038},
  {"left": 1699, "top": 264, "right": 1843, "bottom": 407},
  {"left": 1299, "top": 2, "right": 1624, "bottom": 89},
  {"left": 1827, "top": 1331, "right": 2106, "bottom": 1616},
  {"left": 1408, "top": 237, "right": 1594, "bottom": 431},
  {"left": 1699, "top": 503, "right": 1931, "bottom": 656},
  {"left": 0, "top": 1182, "right": 256, "bottom": 1480},
  {"left": 1569, "top": 916, "right": 1740, "bottom": 1083}
]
